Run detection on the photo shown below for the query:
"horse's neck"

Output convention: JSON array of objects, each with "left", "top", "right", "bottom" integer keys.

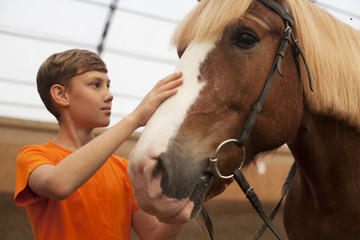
[
  {"left": 285, "top": 110, "right": 360, "bottom": 238},
  {"left": 288, "top": 110, "right": 360, "bottom": 207}
]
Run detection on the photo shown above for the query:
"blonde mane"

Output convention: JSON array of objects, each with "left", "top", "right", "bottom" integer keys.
[
  {"left": 287, "top": 0, "right": 360, "bottom": 130},
  {"left": 173, "top": 0, "right": 360, "bottom": 130}
]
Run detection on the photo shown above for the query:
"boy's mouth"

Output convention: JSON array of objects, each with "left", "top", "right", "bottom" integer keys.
[{"left": 101, "top": 106, "right": 112, "bottom": 115}]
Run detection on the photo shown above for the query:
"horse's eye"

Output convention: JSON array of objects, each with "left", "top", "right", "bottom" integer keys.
[{"left": 232, "top": 32, "right": 258, "bottom": 49}]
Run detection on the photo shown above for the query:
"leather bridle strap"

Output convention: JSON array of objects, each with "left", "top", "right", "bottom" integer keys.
[
  {"left": 236, "top": 0, "right": 313, "bottom": 147},
  {"left": 236, "top": 22, "right": 293, "bottom": 147},
  {"left": 251, "top": 162, "right": 297, "bottom": 240},
  {"left": 259, "top": 0, "right": 313, "bottom": 91},
  {"left": 205, "top": 1, "right": 312, "bottom": 239},
  {"left": 257, "top": 0, "right": 294, "bottom": 26},
  {"left": 233, "top": 168, "right": 285, "bottom": 240},
  {"left": 232, "top": 1, "right": 311, "bottom": 240}
]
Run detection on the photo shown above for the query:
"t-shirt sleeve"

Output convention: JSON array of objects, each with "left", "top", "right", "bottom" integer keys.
[
  {"left": 14, "top": 145, "right": 54, "bottom": 206},
  {"left": 117, "top": 156, "right": 140, "bottom": 213}
]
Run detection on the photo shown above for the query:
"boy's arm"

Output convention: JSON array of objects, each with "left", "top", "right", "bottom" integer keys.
[
  {"left": 132, "top": 209, "right": 185, "bottom": 240},
  {"left": 28, "top": 72, "right": 183, "bottom": 200}
]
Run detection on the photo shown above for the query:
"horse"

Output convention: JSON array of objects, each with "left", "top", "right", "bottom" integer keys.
[{"left": 128, "top": 0, "right": 360, "bottom": 239}]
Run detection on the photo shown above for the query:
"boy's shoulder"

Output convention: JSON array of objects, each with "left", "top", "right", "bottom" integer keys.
[
  {"left": 19, "top": 141, "right": 52, "bottom": 155},
  {"left": 20, "top": 141, "right": 51, "bottom": 150},
  {"left": 20, "top": 140, "right": 66, "bottom": 154},
  {"left": 18, "top": 141, "right": 71, "bottom": 165}
]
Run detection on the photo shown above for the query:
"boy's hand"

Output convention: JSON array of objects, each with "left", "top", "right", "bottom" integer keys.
[{"left": 130, "top": 72, "right": 183, "bottom": 127}]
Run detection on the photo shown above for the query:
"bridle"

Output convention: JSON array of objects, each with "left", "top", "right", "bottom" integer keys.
[{"left": 206, "top": 0, "right": 313, "bottom": 239}]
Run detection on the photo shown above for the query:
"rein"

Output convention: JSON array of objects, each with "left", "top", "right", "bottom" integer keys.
[{"left": 206, "top": 0, "right": 313, "bottom": 239}]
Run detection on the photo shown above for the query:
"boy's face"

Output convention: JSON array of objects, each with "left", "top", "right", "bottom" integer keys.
[{"left": 65, "top": 70, "right": 113, "bottom": 128}]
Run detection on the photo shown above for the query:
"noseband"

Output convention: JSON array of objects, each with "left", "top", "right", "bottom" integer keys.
[{"left": 206, "top": 0, "right": 313, "bottom": 239}]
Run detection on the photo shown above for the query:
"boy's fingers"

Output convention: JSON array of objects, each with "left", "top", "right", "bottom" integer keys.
[
  {"left": 163, "top": 78, "right": 183, "bottom": 90},
  {"left": 154, "top": 77, "right": 183, "bottom": 96},
  {"left": 166, "top": 72, "right": 183, "bottom": 81},
  {"left": 158, "top": 72, "right": 183, "bottom": 85},
  {"left": 147, "top": 72, "right": 183, "bottom": 105},
  {"left": 156, "top": 88, "right": 178, "bottom": 103}
]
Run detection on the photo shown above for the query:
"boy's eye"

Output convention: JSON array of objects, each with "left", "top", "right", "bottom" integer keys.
[{"left": 92, "top": 82, "right": 100, "bottom": 88}]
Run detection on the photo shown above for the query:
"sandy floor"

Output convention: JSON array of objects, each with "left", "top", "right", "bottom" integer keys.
[{"left": 1, "top": 192, "right": 286, "bottom": 240}]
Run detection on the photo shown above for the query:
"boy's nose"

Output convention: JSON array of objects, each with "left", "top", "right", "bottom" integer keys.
[{"left": 104, "top": 90, "right": 114, "bottom": 102}]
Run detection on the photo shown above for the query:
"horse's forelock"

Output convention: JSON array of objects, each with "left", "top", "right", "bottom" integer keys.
[{"left": 172, "top": 0, "right": 254, "bottom": 51}]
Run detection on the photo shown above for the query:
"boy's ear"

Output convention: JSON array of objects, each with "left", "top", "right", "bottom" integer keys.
[{"left": 50, "top": 84, "right": 70, "bottom": 107}]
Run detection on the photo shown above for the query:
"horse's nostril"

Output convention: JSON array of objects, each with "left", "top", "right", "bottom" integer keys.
[
  {"left": 153, "top": 152, "right": 165, "bottom": 178},
  {"left": 157, "top": 152, "right": 181, "bottom": 198}
]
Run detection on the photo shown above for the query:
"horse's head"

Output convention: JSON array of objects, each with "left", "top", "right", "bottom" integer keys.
[{"left": 128, "top": 0, "right": 304, "bottom": 223}]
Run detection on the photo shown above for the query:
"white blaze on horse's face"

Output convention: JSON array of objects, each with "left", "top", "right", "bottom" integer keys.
[{"left": 128, "top": 40, "right": 216, "bottom": 223}]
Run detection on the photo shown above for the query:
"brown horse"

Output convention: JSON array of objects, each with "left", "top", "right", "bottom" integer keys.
[{"left": 128, "top": 0, "right": 360, "bottom": 239}]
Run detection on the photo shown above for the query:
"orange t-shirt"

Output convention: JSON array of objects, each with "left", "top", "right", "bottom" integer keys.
[{"left": 14, "top": 141, "right": 139, "bottom": 240}]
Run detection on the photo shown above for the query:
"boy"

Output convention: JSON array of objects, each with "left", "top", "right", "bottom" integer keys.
[{"left": 14, "top": 49, "right": 185, "bottom": 239}]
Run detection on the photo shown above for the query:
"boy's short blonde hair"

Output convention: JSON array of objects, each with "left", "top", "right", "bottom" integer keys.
[{"left": 37, "top": 49, "right": 108, "bottom": 121}]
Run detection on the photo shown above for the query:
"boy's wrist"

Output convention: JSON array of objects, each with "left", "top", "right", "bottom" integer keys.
[{"left": 123, "top": 112, "right": 142, "bottom": 130}]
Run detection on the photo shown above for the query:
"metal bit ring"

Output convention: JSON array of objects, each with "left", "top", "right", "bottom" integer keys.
[{"left": 207, "top": 139, "right": 246, "bottom": 179}]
